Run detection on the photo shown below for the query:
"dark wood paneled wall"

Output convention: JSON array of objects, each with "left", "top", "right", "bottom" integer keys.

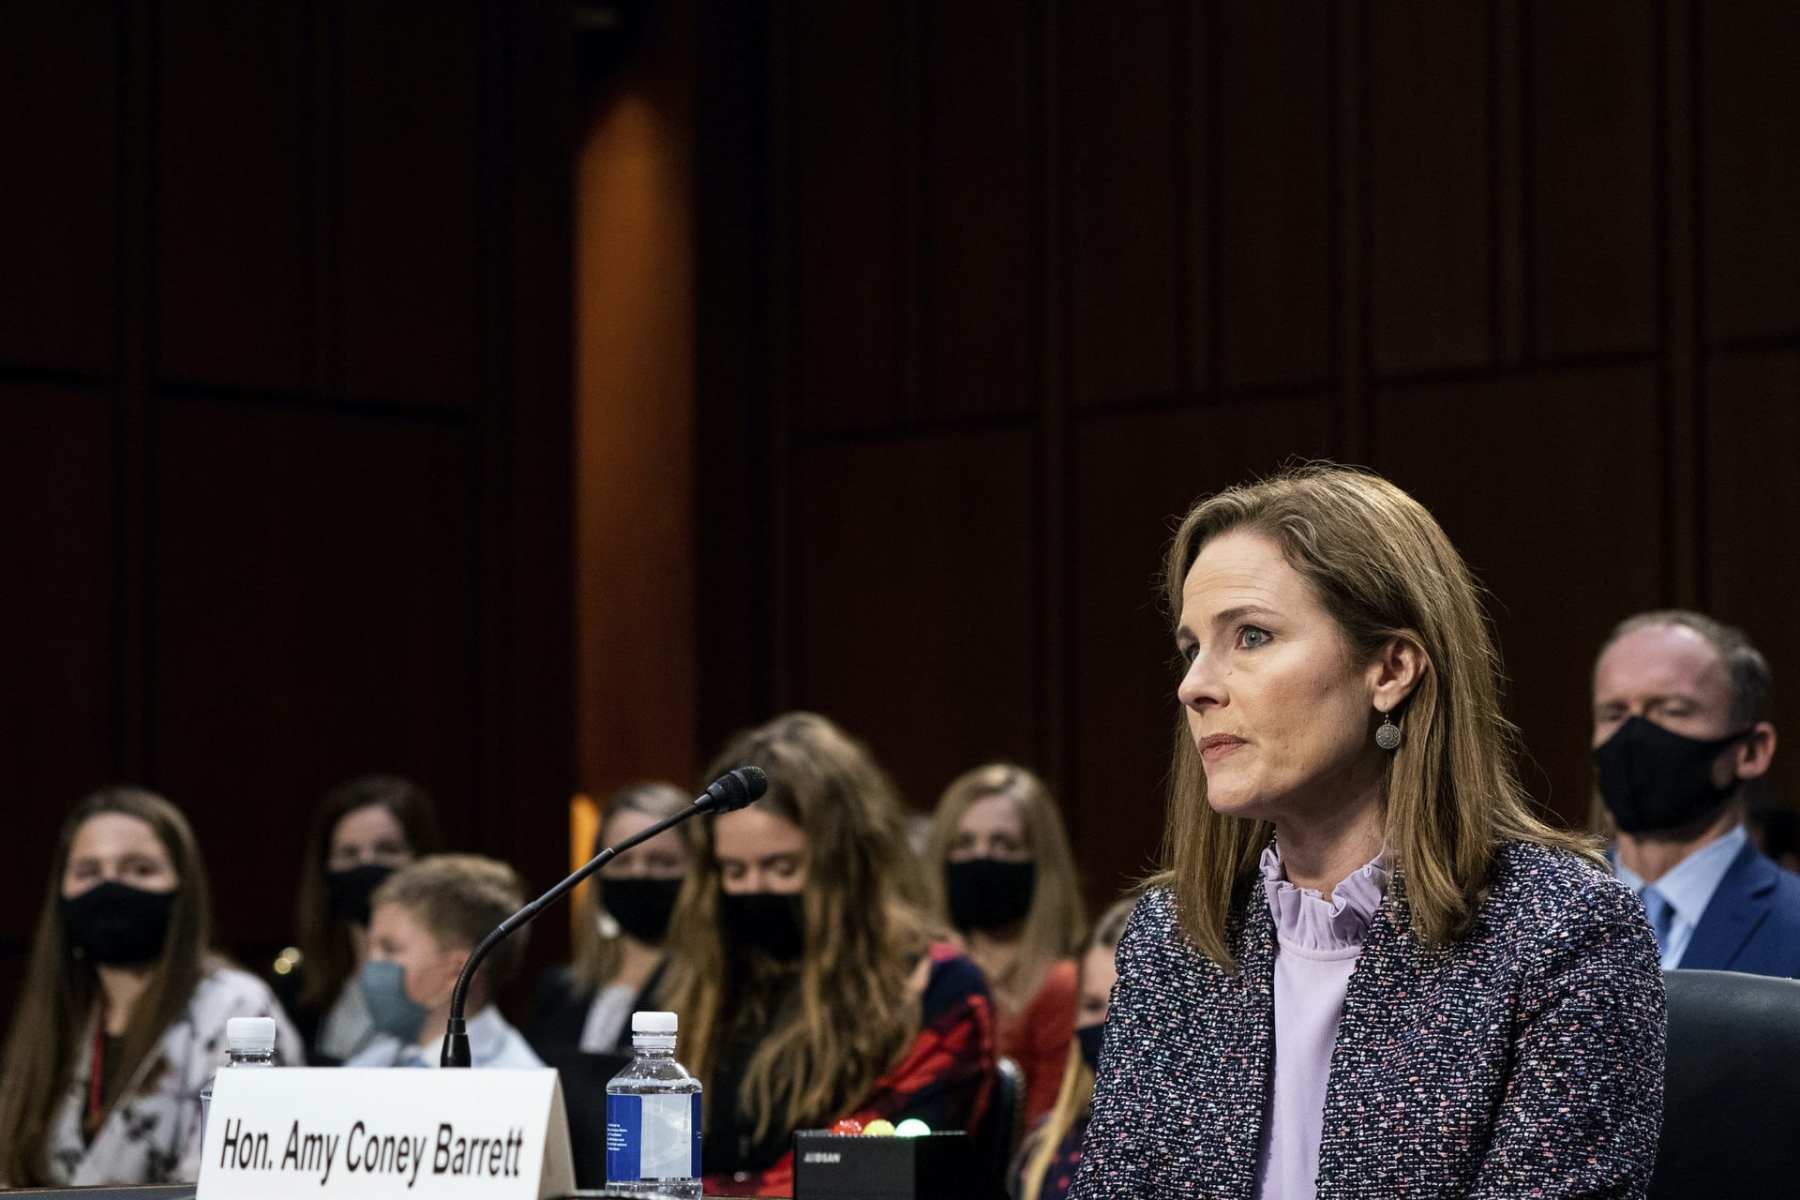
[
  {"left": 0, "top": 2, "right": 574, "bottom": 992},
  {"left": 697, "top": 0, "right": 1800, "bottom": 908}
]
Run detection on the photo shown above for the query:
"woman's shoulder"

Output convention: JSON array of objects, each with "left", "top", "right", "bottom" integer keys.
[
  {"left": 191, "top": 961, "right": 307, "bottom": 1062},
  {"left": 194, "top": 960, "right": 288, "bottom": 1011},
  {"left": 1487, "top": 840, "right": 1630, "bottom": 906},
  {"left": 1111, "top": 886, "right": 1179, "bottom": 957},
  {"left": 1033, "top": 958, "right": 1078, "bottom": 1004},
  {"left": 1475, "top": 840, "right": 1646, "bottom": 947},
  {"left": 921, "top": 940, "right": 988, "bottom": 1003}
]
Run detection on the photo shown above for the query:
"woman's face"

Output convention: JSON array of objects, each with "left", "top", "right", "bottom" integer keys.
[
  {"left": 1077, "top": 942, "right": 1118, "bottom": 1029},
  {"left": 63, "top": 813, "right": 178, "bottom": 899},
  {"left": 328, "top": 804, "right": 413, "bottom": 873},
  {"left": 1175, "top": 530, "right": 1383, "bottom": 825},
  {"left": 713, "top": 805, "right": 808, "bottom": 894},
  {"left": 600, "top": 808, "right": 693, "bottom": 880},
  {"left": 948, "top": 794, "right": 1030, "bottom": 862}
]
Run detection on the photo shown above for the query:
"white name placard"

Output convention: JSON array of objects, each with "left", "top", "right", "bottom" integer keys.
[{"left": 196, "top": 1068, "right": 573, "bottom": 1199}]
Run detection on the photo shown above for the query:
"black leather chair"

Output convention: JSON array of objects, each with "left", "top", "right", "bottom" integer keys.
[
  {"left": 1649, "top": 969, "right": 1800, "bottom": 1198},
  {"left": 971, "top": 1055, "right": 1026, "bottom": 1198}
]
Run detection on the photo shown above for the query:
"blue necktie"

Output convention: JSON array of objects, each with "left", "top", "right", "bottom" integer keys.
[{"left": 1641, "top": 886, "right": 1676, "bottom": 957}]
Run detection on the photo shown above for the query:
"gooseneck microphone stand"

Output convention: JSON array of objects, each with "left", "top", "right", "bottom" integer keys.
[{"left": 440, "top": 765, "right": 767, "bottom": 1067}]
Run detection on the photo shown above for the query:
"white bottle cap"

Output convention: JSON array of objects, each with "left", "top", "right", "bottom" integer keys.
[
  {"left": 632, "top": 1011, "right": 677, "bottom": 1035},
  {"left": 226, "top": 1017, "right": 278, "bottom": 1053}
]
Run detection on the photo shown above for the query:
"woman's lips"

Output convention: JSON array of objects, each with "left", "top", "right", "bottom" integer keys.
[{"left": 1198, "top": 735, "right": 1247, "bottom": 764}]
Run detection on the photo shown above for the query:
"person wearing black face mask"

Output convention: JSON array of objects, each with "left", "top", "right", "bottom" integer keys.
[
  {"left": 520, "top": 783, "right": 696, "bottom": 1190},
  {"left": 527, "top": 782, "right": 695, "bottom": 1060},
  {"left": 276, "top": 776, "right": 441, "bottom": 1067},
  {"left": 0, "top": 789, "right": 301, "bottom": 1188},
  {"left": 1011, "top": 898, "right": 1134, "bottom": 1200},
  {"left": 1592, "top": 611, "right": 1800, "bottom": 978},
  {"left": 659, "top": 713, "right": 997, "bottom": 1197},
  {"left": 927, "top": 764, "right": 1088, "bottom": 1127}
]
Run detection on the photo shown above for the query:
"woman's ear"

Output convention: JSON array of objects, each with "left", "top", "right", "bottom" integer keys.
[{"left": 1368, "top": 634, "right": 1428, "bottom": 714}]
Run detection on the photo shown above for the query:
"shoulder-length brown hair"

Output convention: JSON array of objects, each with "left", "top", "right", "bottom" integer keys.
[
  {"left": 293, "top": 774, "right": 441, "bottom": 1007},
  {"left": 923, "top": 763, "right": 1086, "bottom": 1014},
  {"left": 569, "top": 780, "right": 695, "bottom": 993},
  {"left": 1154, "top": 464, "right": 1600, "bottom": 967},
  {"left": 1018, "top": 895, "right": 1135, "bottom": 1200},
  {"left": 0, "top": 787, "right": 215, "bottom": 1186},
  {"left": 659, "top": 712, "right": 936, "bottom": 1140}
]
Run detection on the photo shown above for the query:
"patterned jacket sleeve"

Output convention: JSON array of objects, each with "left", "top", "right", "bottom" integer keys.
[
  {"left": 1468, "top": 878, "right": 1666, "bottom": 1199},
  {"left": 175, "top": 968, "right": 309, "bottom": 1181},
  {"left": 1067, "top": 895, "right": 1159, "bottom": 1198}
]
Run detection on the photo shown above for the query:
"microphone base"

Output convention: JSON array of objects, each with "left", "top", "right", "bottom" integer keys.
[{"left": 440, "top": 1025, "right": 473, "bottom": 1068}]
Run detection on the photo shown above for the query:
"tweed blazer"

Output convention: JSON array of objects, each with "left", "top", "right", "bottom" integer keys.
[{"left": 1070, "top": 841, "right": 1666, "bottom": 1199}]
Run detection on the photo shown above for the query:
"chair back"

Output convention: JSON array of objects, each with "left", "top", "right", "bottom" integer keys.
[
  {"left": 971, "top": 1055, "right": 1026, "bottom": 1197},
  {"left": 1650, "top": 969, "right": 1800, "bottom": 1198}
]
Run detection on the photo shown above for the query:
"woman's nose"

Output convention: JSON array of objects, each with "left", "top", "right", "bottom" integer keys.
[{"left": 1177, "top": 651, "right": 1225, "bottom": 710}]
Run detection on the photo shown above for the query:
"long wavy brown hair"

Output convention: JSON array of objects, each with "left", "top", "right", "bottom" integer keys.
[
  {"left": 923, "top": 763, "right": 1086, "bottom": 1015},
  {"left": 1154, "top": 464, "right": 1601, "bottom": 967},
  {"left": 0, "top": 788, "right": 215, "bottom": 1185},
  {"left": 658, "top": 713, "right": 936, "bottom": 1139},
  {"left": 1018, "top": 896, "right": 1135, "bottom": 1200},
  {"left": 292, "top": 774, "right": 440, "bottom": 1007}
]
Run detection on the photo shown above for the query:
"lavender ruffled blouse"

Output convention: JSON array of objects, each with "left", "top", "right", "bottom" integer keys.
[{"left": 1252, "top": 843, "right": 1390, "bottom": 1200}]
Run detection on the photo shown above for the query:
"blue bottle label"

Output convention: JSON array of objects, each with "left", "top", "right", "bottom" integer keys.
[{"left": 605, "top": 1093, "right": 702, "bottom": 1182}]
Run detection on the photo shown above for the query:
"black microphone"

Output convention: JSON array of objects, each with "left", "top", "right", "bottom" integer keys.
[{"left": 440, "top": 765, "right": 767, "bottom": 1067}]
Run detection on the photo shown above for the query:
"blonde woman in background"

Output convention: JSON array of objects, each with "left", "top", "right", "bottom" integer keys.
[
  {"left": 526, "top": 781, "right": 696, "bottom": 1059},
  {"left": 1011, "top": 896, "right": 1134, "bottom": 1200},
  {"left": 661, "top": 712, "right": 996, "bottom": 1197},
  {"left": 926, "top": 764, "right": 1086, "bottom": 1124}
]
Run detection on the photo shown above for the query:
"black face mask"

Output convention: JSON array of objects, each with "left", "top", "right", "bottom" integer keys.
[
  {"left": 61, "top": 881, "right": 176, "bottom": 966},
  {"left": 1595, "top": 715, "right": 1748, "bottom": 834},
  {"left": 721, "top": 892, "right": 806, "bottom": 962},
  {"left": 326, "top": 863, "right": 397, "bottom": 926},
  {"left": 1077, "top": 1021, "right": 1106, "bottom": 1073},
  {"left": 601, "top": 877, "right": 683, "bottom": 943},
  {"left": 945, "top": 859, "right": 1037, "bottom": 932}
]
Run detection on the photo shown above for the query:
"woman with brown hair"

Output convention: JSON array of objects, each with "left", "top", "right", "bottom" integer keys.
[
  {"left": 660, "top": 712, "right": 996, "bottom": 1197},
  {"left": 1010, "top": 896, "right": 1134, "bottom": 1200},
  {"left": 0, "top": 788, "right": 301, "bottom": 1186},
  {"left": 526, "top": 780, "right": 696, "bottom": 1058},
  {"left": 925, "top": 763, "right": 1086, "bottom": 1124},
  {"left": 278, "top": 774, "right": 441, "bottom": 1064},
  {"left": 1071, "top": 464, "right": 1666, "bottom": 1198}
]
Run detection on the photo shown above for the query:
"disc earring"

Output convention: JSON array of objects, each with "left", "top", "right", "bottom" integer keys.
[{"left": 1375, "top": 710, "right": 1403, "bottom": 751}]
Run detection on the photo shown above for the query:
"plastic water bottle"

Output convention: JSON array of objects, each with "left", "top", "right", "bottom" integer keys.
[
  {"left": 605, "top": 1011, "right": 702, "bottom": 1198},
  {"left": 199, "top": 1017, "right": 278, "bottom": 1140}
]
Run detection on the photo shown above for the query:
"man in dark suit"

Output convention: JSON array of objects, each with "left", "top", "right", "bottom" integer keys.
[{"left": 1592, "top": 610, "right": 1800, "bottom": 978}]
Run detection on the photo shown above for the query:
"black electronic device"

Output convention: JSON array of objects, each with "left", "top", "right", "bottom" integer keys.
[{"left": 793, "top": 1130, "right": 987, "bottom": 1200}]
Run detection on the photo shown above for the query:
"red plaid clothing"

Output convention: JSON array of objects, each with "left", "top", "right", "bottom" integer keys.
[{"left": 704, "top": 942, "right": 996, "bottom": 1197}]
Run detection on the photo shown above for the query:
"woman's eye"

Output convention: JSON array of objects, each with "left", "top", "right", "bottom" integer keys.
[{"left": 1238, "top": 626, "right": 1271, "bottom": 649}]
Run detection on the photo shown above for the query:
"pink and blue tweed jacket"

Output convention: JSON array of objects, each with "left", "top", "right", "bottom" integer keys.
[{"left": 1071, "top": 841, "right": 1666, "bottom": 1199}]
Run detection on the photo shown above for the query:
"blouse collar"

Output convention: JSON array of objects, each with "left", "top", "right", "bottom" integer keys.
[{"left": 1259, "top": 841, "right": 1391, "bottom": 953}]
